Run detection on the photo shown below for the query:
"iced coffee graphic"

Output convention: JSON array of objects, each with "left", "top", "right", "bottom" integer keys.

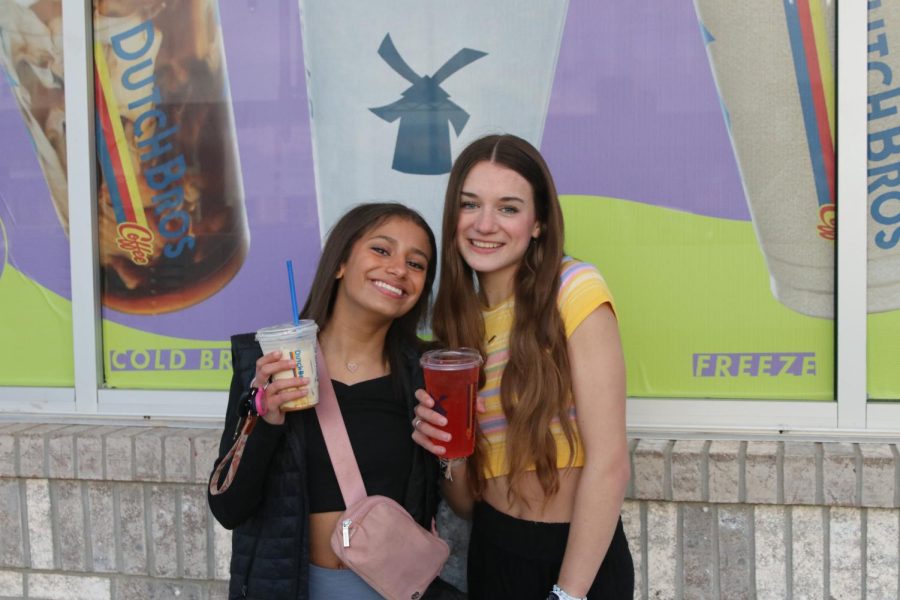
[
  {"left": 299, "top": 0, "right": 569, "bottom": 245},
  {"left": 93, "top": 0, "right": 248, "bottom": 314},
  {"left": 694, "top": 0, "right": 837, "bottom": 318},
  {"left": 868, "top": 2, "right": 900, "bottom": 313},
  {"left": 2, "top": 1, "right": 248, "bottom": 315}
]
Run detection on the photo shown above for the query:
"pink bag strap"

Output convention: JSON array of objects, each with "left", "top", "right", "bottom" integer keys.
[{"left": 314, "top": 348, "right": 368, "bottom": 507}]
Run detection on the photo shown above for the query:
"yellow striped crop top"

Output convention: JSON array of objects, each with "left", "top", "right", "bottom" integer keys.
[{"left": 477, "top": 257, "right": 616, "bottom": 479}]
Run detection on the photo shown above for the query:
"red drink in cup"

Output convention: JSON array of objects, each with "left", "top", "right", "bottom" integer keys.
[{"left": 420, "top": 348, "right": 483, "bottom": 459}]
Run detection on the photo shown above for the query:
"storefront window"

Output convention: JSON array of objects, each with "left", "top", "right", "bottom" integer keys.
[
  {"left": 867, "top": 0, "right": 900, "bottom": 401},
  {"left": 558, "top": 2, "right": 835, "bottom": 399},
  {"left": 92, "top": 0, "right": 319, "bottom": 389},
  {"left": 0, "top": 0, "right": 73, "bottom": 386},
  {"left": 83, "top": 0, "right": 840, "bottom": 398}
]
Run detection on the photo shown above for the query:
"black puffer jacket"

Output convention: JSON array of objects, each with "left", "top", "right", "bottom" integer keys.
[{"left": 208, "top": 333, "right": 444, "bottom": 599}]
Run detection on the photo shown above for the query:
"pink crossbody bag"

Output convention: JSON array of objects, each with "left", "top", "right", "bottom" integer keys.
[{"left": 315, "top": 349, "right": 449, "bottom": 600}]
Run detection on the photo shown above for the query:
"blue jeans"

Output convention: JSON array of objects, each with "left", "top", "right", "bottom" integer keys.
[{"left": 308, "top": 563, "right": 384, "bottom": 599}]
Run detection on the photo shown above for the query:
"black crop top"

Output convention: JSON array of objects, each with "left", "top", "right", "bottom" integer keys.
[{"left": 304, "top": 375, "right": 414, "bottom": 513}]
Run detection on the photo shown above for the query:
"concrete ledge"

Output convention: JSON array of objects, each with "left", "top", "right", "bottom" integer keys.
[
  {"left": 627, "top": 436, "right": 898, "bottom": 509},
  {"left": 0, "top": 424, "right": 220, "bottom": 486}
]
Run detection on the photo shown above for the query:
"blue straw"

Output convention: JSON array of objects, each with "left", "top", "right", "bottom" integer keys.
[{"left": 286, "top": 260, "right": 299, "bottom": 325}]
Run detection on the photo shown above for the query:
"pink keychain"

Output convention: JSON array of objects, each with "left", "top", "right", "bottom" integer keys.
[{"left": 254, "top": 385, "right": 268, "bottom": 417}]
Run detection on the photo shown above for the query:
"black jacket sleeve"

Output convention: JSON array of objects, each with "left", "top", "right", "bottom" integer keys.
[
  {"left": 207, "top": 333, "right": 286, "bottom": 530},
  {"left": 401, "top": 341, "right": 442, "bottom": 528}
]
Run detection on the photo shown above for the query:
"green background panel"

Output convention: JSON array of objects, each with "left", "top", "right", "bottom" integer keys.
[
  {"left": 0, "top": 195, "right": 855, "bottom": 399},
  {"left": 868, "top": 313, "right": 900, "bottom": 400},
  {"left": 103, "top": 321, "right": 231, "bottom": 390},
  {"left": 0, "top": 265, "right": 73, "bottom": 386},
  {"left": 561, "top": 195, "right": 834, "bottom": 400}
]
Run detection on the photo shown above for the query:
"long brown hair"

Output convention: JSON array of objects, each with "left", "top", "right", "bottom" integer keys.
[
  {"left": 301, "top": 203, "right": 437, "bottom": 384},
  {"left": 432, "top": 134, "right": 574, "bottom": 503}
]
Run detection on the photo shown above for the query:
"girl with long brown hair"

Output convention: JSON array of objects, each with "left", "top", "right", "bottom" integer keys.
[
  {"left": 209, "top": 203, "right": 463, "bottom": 599},
  {"left": 412, "top": 135, "right": 634, "bottom": 599}
]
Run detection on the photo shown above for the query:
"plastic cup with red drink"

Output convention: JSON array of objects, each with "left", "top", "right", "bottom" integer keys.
[{"left": 420, "top": 348, "right": 483, "bottom": 458}]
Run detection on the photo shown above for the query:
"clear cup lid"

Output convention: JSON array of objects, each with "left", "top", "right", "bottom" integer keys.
[
  {"left": 420, "top": 347, "right": 483, "bottom": 370},
  {"left": 255, "top": 320, "right": 318, "bottom": 342}
]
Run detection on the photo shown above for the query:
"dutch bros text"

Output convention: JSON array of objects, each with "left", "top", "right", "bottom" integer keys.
[
  {"left": 868, "top": 1, "right": 900, "bottom": 250},
  {"left": 99, "top": 20, "right": 194, "bottom": 264}
]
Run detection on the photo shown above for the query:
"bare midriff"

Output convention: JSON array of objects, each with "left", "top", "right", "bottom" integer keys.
[
  {"left": 482, "top": 467, "right": 582, "bottom": 522},
  {"left": 309, "top": 511, "right": 346, "bottom": 569}
]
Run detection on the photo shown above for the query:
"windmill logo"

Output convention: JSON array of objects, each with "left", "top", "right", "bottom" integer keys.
[{"left": 370, "top": 34, "right": 487, "bottom": 175}]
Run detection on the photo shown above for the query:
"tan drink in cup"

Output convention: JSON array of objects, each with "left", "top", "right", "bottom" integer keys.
[
  {"left": 420, "top": 348, "right": 483, "bottom": 459},
  {"left": 256, "top": 321, "right": 319, "bottom": 411}
]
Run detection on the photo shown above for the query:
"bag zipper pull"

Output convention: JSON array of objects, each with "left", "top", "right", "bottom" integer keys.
[{"left": 342, "top": 519, "right": 352, "bottom": 547}]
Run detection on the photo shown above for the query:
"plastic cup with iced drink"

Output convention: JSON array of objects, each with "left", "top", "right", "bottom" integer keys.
[
  {"left": 420, "top": 348, "right": 483, "bottom": 459},
  {"left": 256, "top": 320, "right": 319, "bottom": 411}
]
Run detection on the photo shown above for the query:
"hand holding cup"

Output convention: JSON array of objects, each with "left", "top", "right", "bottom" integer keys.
[
  {"left": 411, "top": 388, "right": 450, "bottom": 456},
  {"left": 254, "top": 351, "right": 310, "bottom": 426},
  {"left": 412, "top": 389, "right": 487, "bottom": 456},
  {"left": 412, "top": 348, "right": 484, "bottom": 458},
  {"left": 255, "top": 321, "right": 319, "bottom": 412}
]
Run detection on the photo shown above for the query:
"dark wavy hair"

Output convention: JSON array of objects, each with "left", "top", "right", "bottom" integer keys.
[
  {"left": 300, "top": 203, "right": 437, "bottom": 381},
  {"left": 432, "top": 134, "right": 574, "bottom": 505}
]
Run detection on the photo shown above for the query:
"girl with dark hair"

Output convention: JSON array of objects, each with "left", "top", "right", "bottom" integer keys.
[
  {"left": 209, "top": 203, "right": 458, "bottom": 599},
  {"left": 412, "top": 135, "right": 634, "bottom": 599}
]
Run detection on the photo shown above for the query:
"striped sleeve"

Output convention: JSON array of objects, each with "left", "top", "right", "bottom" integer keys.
[{"left": 557, "top": 257, "right": 615, "bottom": 338}]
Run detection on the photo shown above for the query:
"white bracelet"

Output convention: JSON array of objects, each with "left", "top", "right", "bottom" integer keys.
[
  {"left": 550, "top": 584, "right": 587, "bottom": 600},
  {"left": 439, "top": 457, "right": 466, "bottom": 480}
]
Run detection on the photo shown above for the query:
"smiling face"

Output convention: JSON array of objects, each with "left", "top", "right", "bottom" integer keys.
[
  {"left": 334, "top": 216, "right": 432, "bottom": 323},
  {"left": 455, "top": 160, "right": 542, "bottom": 301}
]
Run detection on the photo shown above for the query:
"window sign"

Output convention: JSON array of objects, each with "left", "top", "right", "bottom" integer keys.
[{"left": 0, "top": 0, "right": 73, "bottom": 386}]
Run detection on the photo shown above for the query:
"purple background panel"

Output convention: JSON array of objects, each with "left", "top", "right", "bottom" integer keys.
[
  {"left": 542, "top": 1, "right": 750, "bottom": 221},
  {"left": 0, "top": 79, "right": 71, "bottom": 299},
  {"left": 0, "top": 1, "right": 752, "bottom": 344}
]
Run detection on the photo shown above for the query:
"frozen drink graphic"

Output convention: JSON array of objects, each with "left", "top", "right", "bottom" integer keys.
[
  {"left": 0, "top": 0, "right": 67, "bottom": 233},
  {"left": 297, "top": 0, "right": 569, "bottom": 247},
  {"left": 867, "top": 1, "right": 900, "bottom": 313},
  {"left": 694, "top": 0, "right": 837, "bottom": 318}
]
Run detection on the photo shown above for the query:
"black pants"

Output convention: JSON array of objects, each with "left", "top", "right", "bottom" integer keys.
[{"left": 467, "top": 502, "right": 634, "bottom": 600}]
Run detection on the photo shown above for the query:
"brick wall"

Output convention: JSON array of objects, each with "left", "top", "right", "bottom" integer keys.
[
  {"left": 0, "top": 423, "right": 897, "bottom": 599},
  {"left": 0, "top": 423, "right": 227, "bottom": 600},
  {"left": 625, "top": 439, "right": 900, "bottom": 600}
]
